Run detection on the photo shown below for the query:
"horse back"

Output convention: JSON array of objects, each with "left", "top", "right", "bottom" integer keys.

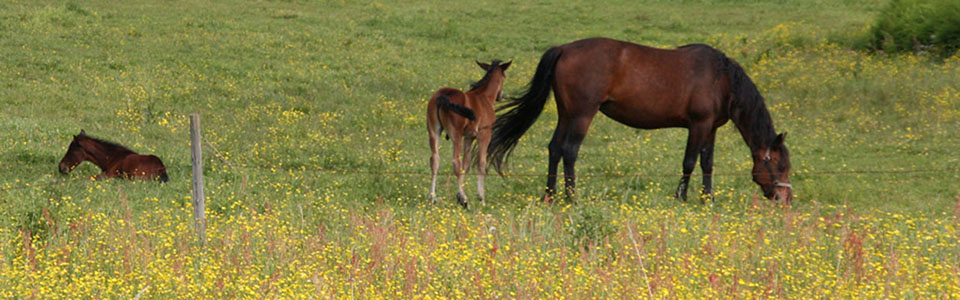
[
  {"left": 120, "top": 154, "right": 167, "bottom": 179},
  {"left": 555, "top": 38, "right": 729, "bottom": 127},
  {"left": 430, "top": 88, "right": 468, "bottom": 107},
  {"left": 428, "top": 88, "right": 476, "bottom": 133}
]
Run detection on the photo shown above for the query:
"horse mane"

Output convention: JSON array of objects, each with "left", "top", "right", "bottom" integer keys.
[
  {"left": 681, "top": 44, "right": 778, "bottom": 148},
  {"left": 469, "top": 60, "right": 502, "bottom": 91},
  {"left": 80, "top": 134, "right": 136, "bottom": 155}
]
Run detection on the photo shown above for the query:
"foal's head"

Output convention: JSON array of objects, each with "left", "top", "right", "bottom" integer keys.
[
  {"left": 59, "top": 130, "right": 90, "bottom": 174},
  {"left": 752, "top": 133, "right": 792, "bottom": 203},
  {"left": 473, "top": 60, "right": 511, "bottom": 101}
]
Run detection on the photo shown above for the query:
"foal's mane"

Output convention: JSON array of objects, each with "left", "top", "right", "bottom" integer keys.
[
  {"left": 469, "top": 60, "right": 503, "bottom": 91},
  {"left": 80, "top": 134, "right": 136, "bottom": 155}
]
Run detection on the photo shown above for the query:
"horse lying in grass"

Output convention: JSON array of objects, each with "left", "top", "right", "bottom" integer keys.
[
  {"left": 488, "top": 38, "right": 792, "bottom": 204},
  {"left": 427, "top": 60, "right": 511, "bottom": 208},
  {"left": 58, "top": 129, "right": 169, "bottom": 182}
]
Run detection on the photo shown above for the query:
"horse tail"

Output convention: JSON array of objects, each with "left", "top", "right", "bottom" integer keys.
[
  {"left": 436, "top": 94, "right": 476, "bottom": 121},
  {"left": 488, "top": 46, "right": 563, "bottom": 175}
]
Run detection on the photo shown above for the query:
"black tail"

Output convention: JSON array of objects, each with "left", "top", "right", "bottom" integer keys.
[
  {"left": 488, "top": 46, "right": 563, "bottom": 175},
  {"left": 158, "top": 171, "right": 169, "bottom": 183},
  {"left": 436, "top": 94, "right": 476, "bottom": 121}
]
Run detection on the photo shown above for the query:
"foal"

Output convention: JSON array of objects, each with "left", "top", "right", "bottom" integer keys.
[
  {"left": 427, "top": 60, "right": 511, "bottom": 208},
  {"left": 58, "top": 130, "right": 169, "bottom": 182}
]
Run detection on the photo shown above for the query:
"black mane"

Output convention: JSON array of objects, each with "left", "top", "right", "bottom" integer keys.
[
  {"left": 469, "top": 60, "right": 502, "bottom": 91},
  {"left": 682, "top": 44, "right": 777, "bottom": 148}
]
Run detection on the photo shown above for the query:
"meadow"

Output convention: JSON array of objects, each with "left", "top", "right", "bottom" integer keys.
[{"left": 1, "top": 0, "right": 959, "bottom": 298}]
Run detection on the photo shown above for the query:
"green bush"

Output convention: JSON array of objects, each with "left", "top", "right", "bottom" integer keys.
[{"left": 870, "top": 0, "right": 960, "bottom": 57}]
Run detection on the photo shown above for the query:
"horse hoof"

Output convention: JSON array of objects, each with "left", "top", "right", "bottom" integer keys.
[
  {"left": 457, "top": 193, "right": 468, "bottom": 209},
  {"left": 700, "top": 193, "right": 714, "bottom": 204},
  {"left": 675, "top": 184, "right": 688, "bottom": 202},
  {"left": 428, "top": 193, "right": 437, "bottom": 204},
  {"left": 564, "top": 193, "right": 577, "bottom": 204}
]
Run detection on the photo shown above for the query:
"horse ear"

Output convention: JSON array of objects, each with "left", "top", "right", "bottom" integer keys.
[
  {"left": 79, "top": 129, "right": 86, "bottom": 136},
  {"left": 500, "top": 60, "right": 512, "bottom": 71},
  {"left": 476, "top": 60, "right": 491, "bottom": 70},
  {"left": 774, "top": 132, "right": 786, "bottom": 146}
]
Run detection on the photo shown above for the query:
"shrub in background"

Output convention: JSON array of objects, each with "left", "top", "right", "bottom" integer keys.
[{"left": 870, "top": 0, "right": 960, "bottom": 57}]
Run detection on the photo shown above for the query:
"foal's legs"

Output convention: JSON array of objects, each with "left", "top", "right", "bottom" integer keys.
[
  {"left": 476, "top": 131, "right": 491, "bottom": 204},
  {"left": 428, "top": 123, "right": 442, "bottom": 203},
  {"left": 461, "top": 136, "right": 476, "bottom": 203},
  {"left": 450, "top": 132, "right": 469, "bottom": 208},
  {"left": 462, "top": 136, "right": 475, "bottom": 174}
]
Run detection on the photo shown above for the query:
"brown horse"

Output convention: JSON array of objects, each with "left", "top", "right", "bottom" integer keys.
[
  {"left": 489, "top": 38, "right": 792, "bottom": 204},
  {"left": 58, "top": 130, "right": 169, "bottom": 182},
  {"left": 427, "top": 60, "right": 511, "bottom": 208}
]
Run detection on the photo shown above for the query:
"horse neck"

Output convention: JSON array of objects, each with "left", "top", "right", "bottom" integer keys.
[
  {"left": 81, "top": 140, "right": 132, "bottom": 169},
  {"left": 471, "top": 75, "right": 503, "bottom": 102},
  {"left": 730, "top": 97, "right": 776, "bottom": 153}
]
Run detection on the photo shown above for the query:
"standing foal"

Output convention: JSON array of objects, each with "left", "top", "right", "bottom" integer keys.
[{"left": 427, "top": 60, "right": 511, "bottom": 208}]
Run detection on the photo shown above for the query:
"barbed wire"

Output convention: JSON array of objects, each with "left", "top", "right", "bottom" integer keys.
[
  {"left": 2, "top": 139, "right": 956, "bottom": 193},
  {"left": 237, "top": 164, "right": 960, "bottom": 179},
  {"left": 4, "top": 166, "right": 956, "bottom": 193}
]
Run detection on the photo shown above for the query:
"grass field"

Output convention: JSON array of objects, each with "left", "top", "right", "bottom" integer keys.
[{"left": 1, "top": 0, "right": 959, "bottom": 298}]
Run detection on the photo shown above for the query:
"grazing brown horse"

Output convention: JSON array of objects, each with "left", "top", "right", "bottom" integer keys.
[
  {"left": 489, "top": 38, "right": 792, "bottom": 204},
  {"left": 58, "top": 130, "right": 169, "bottom": 182},
  {"left": 427, "top": 60, "right": 511, "bottom": 208}
]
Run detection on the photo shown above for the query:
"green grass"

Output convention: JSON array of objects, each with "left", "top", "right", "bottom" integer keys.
[{"left": 1, "top": 0, "right": 959, "bottom": 297}]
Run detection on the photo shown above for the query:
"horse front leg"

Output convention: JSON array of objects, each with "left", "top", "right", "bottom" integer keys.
[
  {"left": 699, "top": 129, "right": 718, "bottom": 203},
  {"left": 676, "top": 128, "right": 705, "bottom": 202}
]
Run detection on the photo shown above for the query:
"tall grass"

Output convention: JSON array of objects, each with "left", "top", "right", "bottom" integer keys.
[{"left": 0, "top": 0, "right": 958, "bottom": 298}]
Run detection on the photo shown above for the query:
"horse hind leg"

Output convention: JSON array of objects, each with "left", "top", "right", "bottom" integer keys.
[
  {"left": 545, "top": 122, "right": 567, "bottom": 202},
  {"left": 559, "top": 114, "right": 597, "bottom": 203},
  {"left": 476, "top": 132, "right": 491, "bottom": 205},
  {"left": 450, "top": 132, "right": 469, "bottom": 208},
  {"left": 428, "top": 121, "right": 442, "bottom": 203},
  {"left": 460, "top": 136, "right": 475, "bottom": 206}
]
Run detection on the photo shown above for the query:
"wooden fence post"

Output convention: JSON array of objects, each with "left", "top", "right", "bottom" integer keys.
[{"left": 189, "top": 113, "right": 206, "bottom": 246}]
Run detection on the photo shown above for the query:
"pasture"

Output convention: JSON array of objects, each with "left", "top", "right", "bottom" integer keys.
[{"left": 1, "top": 0, "right": 959, "bottom": 298}]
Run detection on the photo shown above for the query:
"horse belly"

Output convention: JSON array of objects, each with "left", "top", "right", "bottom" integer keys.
[{"left": 599, "top": 99, "right": 688, "bottom": 129}]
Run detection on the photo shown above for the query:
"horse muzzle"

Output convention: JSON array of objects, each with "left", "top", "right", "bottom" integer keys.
[
  {"left": 58, "top": 165, "right": 69, "bottom": 174},
  {"left": 773, "top": 184, "right": 793, "bottom": 204}
]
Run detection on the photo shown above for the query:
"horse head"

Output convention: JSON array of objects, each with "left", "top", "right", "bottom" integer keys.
[
  {"left": 752, "top": 132, "right": 792, "bottom": 204},
  {"left": 58, "top": 130, "right": 89, "bottom": 174},
  {"left": 475, "top": 60, "right": 511, "bottom": 101}
]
